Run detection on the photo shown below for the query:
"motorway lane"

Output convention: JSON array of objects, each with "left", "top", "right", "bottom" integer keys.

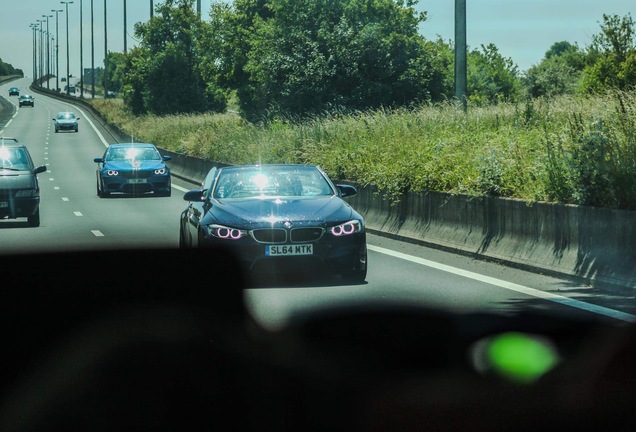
[
  {"left": 0, "top": 78, "right": 191, "bottom": 253},
  {"left": 245, "top": 234, "right": 636, "bottom": 330},
  {"left": 2, "top": 79, "right": 635, "bottom": 332}
]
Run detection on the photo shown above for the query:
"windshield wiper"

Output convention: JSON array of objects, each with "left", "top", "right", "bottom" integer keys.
[{"left": 0, "top": 166, "right": 20, "bottom": 171}]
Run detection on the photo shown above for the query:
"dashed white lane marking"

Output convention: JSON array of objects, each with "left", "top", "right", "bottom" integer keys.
[
  {"left": 73, "top": 211, "right": 83, "bottom": 216},
  {"left": 91, "top": 230, "right": 104, "bottom": 237},
  {"left": 368, "top": 245, "right": 636, "bottom": 323}
]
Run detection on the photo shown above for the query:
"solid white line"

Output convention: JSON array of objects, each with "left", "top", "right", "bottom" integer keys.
[
  {"left": 368, "top": 244, "right": 636, "bottom": 323},
  {"left": 74, "top": 105, "right": 110, "bottom": 147}
]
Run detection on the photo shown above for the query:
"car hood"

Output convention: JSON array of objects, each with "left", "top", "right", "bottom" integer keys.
[
  {"left": 0, "top": 171, "right": 36, "bottom": 189},
  {"left": 103, "top": 160, "right": 166, "bottom": 171},
  {"left": 208, "top": 196, "right": 357, "bottom": 227}
]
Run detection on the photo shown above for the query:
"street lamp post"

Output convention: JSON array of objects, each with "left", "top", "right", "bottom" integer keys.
[
  {"left": 37, "top": 19, "right": 45, "bottom": 86},
  {"left": 80, "top": 0, "right": 84, "bottom": 97},
  {"left": 30, "top": 24, "right": 39, "bottom": 83},
  {"left": 61, "top": 1, "right": 74, "bottom": 95},
  {"left": 123, "top": 0, "right": 127, "bottom": 53},
  {"left": 43, "top": 14, "right": 53, "bottom": 89},
  {"left": 104, "top": 0, "right": 108, "bottom": 97},
  {"left": 52, "top": 9, "right": 63, "bottom": 92},
  {"left": 91, "top": 0, "right": 95, "bottom": 98}
]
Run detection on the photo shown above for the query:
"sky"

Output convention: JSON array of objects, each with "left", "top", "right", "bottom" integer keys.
[{"left": 1, "top": 0, "right": 634, "bottom": 78}]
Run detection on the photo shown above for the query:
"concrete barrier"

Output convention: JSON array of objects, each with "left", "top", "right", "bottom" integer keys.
[{"left": 347, "top": 187, "right": 636, "bottom": 294}]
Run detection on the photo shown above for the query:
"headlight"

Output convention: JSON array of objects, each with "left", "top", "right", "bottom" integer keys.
[
  {"left": 154, "top": 168, "right": 168, "bottom": 175},
  {"left": 15, "top": 189, "right": 37, "bottom": 198},
  {"left": 329, "top": 220, "right": 362, "bottom": 236},
  {"left": 106, "top": 170, "right": 119, "bottom": 176},
  {"left": 206, "top": 224, "right": 248, "bottom": 240}
]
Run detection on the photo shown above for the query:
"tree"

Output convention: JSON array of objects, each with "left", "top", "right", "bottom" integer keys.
[
  {"left": 0, "top": 58, "right": 23, "bottom": 77},
  {"left": 104, "top": 52, "right": 126, "bottom": 93},
  {"left": 466, "top": 43, "right": 520, "bottom": 105},
  {"left": 123, "top": 0, "right": 227, "bottom": 115},
  {"left": 205, "top": 0, "right": 443, "bottom": 121},
  {"left": 581, "top": 13, "right": 636, "bottom": 92},
  {"left": 523, "top": 41, "right": 585, "bottom": 98}
]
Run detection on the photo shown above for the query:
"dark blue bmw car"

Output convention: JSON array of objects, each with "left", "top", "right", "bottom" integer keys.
[
  {"left": 179, "top": 164, "right": 367, "bottom": 282},
  {"left": 94, "top": 143, "right": 172, "bottom": 197}
]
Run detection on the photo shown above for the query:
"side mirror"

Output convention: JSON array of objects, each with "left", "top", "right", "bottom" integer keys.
[
  {"left": 163, "top": 155, "right": 172, "bottom": 161},
  {"left": 183, "top": 189, "right": 206, "bottom": 202},
  {"left": 93, "top": 157, "right": 103, "bottom": 163},
  {"left": 33, "top": 165, "right": 47, "bottom": 175},
  {"left": 336, "top": 184, "right": 357, "bottom": 198}
]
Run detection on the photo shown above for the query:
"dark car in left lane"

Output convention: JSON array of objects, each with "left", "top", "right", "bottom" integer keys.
[
  {"left": 179, "top": 163, "right": 367, "bottom": 282},
  {"left": 94, "top": 143, "right": 172, "bottom": 197},
  {"left": 8, "top": 87, "right": 19, "bottom": 96},
  {"left": 0, "top": 140, "right": 47, "bottom": 226}
]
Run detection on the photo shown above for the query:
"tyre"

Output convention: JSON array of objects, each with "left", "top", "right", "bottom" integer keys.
[
  {"left": 27, "top": 208, "right": 40, "bottom": 227},
  {"left": 178, "top": 224, "right": 188, "bottom": 248},
  {"left": 96, "top": 175, "right": 109, "bottom": 197},
  {"left": 341, "top": 267, "right": 367, "bottom": 283}
]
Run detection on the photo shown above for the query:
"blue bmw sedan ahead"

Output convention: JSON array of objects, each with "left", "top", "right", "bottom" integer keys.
[{"left": 94, "top": 143, "right": 172, "bottom": 197}]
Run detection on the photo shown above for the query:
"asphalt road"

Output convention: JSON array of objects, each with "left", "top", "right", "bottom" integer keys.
[{"left": 2, "top": 77, "right": 635, "bottom": 331}]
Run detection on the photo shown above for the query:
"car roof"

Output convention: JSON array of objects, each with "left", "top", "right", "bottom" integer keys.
[
  {"left": 0, "top": 141, "right": 27, "bottom": 149},
  {"left": 109, "top": 143, "right": 156, "bottom": 148},
  {"left": 220, "top": 163, "right": 318, "bottom": 170}
]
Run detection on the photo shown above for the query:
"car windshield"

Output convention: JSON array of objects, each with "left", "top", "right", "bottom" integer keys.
[
  {"left": 106, "top": 146, "right": 161, "bottom": 161},
  {"left": 214, "top": 166, "right": 334, "bottom": 198},
  {"left": 0, "top": 146, "right": 30, "bottom": 170},
  {"left": 1, "top": 2, "right": 636, "bottom": 430}
]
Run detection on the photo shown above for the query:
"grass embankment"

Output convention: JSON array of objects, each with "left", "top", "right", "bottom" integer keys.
[{"left": 90, "top": 90, "right": 636, "bottom": 210}]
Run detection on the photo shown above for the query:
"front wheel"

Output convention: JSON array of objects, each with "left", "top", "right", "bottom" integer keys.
[
  {"left": 341, "top": 267, "right": 367, "bottom": 283},
  {"left": 178, "top": 223, "right": 188, "bottom": 248},
  {"left": 96, "top": 175, "right": 109, "bottom": 197}
]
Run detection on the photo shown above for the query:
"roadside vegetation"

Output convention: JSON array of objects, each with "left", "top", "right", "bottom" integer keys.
[
  {"left": 82, "top": 1, "right": 635, "bottom": 210},
  {"left": 91, "top": 88, "right": 636, "bottom": 209}
]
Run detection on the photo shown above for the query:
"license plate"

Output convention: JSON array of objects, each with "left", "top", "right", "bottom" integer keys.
[
  {"left": 266, "top": 244, "right": 313, "bottom": 256},
  {"left": 0, "top": 202, "right": 7, "bottom": 208},
  {"left": 128, "top": 179, "right": 147, "bottom": 184}
]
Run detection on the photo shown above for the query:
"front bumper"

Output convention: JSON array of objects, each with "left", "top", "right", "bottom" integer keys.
[
  {"left": 0, "top": 196, "right": 40, "bottom": 219},
  {"left": 101, "top": 172, "right": 172, "bottom": 194},
  {"left": 55, "top": 123, "right": 77, "bottom": 130},
  {"left": 201, "top": 230, "right": 367, "bottom": 276}
]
